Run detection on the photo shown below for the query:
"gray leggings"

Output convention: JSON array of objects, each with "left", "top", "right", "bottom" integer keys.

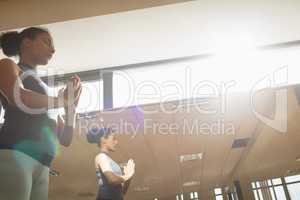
[{"left": 0, "top": 149, "right": 49, "bottom": 200}]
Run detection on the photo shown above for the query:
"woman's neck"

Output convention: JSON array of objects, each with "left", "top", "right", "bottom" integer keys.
[
  {"left": 19, "top": 57, "right": 37, "bottom": 69},
  {"left": 100, "top": 147, "right": 110, "bottom": 154}
]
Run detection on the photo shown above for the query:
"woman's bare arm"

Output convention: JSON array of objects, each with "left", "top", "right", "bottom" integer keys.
[
  {"left": 0, "top": 58, "right": 63, "bottom": 110},
  {"left": 103, "top": 171, "right": 126, "bottom": 186},
  {"left": 55, "top": 76, "right": 82, "bottom": 147},
  {"left": 122, "top": 178, "right": 132, "bottom": 194},
  {"left": 56, "top": 114, "right": 76, "bottom": 147}
]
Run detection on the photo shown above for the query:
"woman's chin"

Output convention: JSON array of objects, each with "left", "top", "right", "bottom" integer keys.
[
  {"left": 39, "top": 59, "right": 50, "bottom": 66},
  {"left": 43, "top": 60, "right": 49, "bottom": 65}
]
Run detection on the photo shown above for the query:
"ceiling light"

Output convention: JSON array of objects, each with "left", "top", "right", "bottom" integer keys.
[
  {"left": 183, "top": 181, "right": 200, "bottom": 187},
  {"left": 180, "top": 153, "right": 203, "bottom": 163},
  {"left": 134, "top": 186, "right": 150, "bottom": 192}
]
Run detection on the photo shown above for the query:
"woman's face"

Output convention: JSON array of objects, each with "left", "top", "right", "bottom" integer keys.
[
  {"left": 22, "top": 32, "right": 55, "bottom": 66},
  {"left": 102, "top": 134, "right": 119, "bottom": 152}
]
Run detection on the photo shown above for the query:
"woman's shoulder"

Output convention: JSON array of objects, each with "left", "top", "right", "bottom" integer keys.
[
  {"left": 0, "top": 58, "right": 20, "bottom": 74},
  {"left": 0, "top": 58, "right": 16, "bottom": 66},
  {"left": 95, "top": 153, "right": 109, "bottom": 166},
  {"left": 96, "top": 152, "right": 113, "bottom": 163},
  {"left": 96, "top": 152, "right": 109, "bottom": 159}
]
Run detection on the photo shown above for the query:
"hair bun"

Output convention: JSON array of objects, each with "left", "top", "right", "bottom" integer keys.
[
  {"left": 86, "top": 127, "right": 102, "bottom": 144},
  {"left": 0, "top": 31, "right": 20, "bottom": 57},
  {"left": 86, "top": 127, "right": 113, "bottom": 144}
]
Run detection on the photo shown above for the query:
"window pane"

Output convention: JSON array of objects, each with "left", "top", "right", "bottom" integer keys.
[
  {"left": 113, "top": 62, "right": 188, "bottom": 108},
  {"left": 287, "top": 183, "right": 300, "bottom": 200},
  {"left": 176, "top": 195, "right": 179, "bottom": 200},
  {"left": 47, "top": 85, "right": 65, "bottom": 117},
  {"left": 258, "top": 189, "right": 263, "bottom": 200},
  {"left": 230, "top": 193, "right": 234, "bottom": 200},
  {"left": 0, "top": 105, "right": 4, "bottom": 124},
  {"left": 269, "top": 188, "right": 276, "bottom": 200},
  {"left": 272, "top": 178, "right": 282, "bottom": 185},
  {"left": 285, "top": 175, "right": 300, "bottom": 183},
  {"left": 253, "top": 190, "right": 259, "bottom": 200},
  {"left": 252, "top": 182, "right": 257, "bottom": 189},
  {"left": 214, "top": 188, "right": 222, "bottom": 195},
  {"left": 256, "top": 182, "right": 261, "bottom": 188},
  {"left": 77, "top": 81, "right": 103, "bottom": 113},
  {"left": 216, "top": 196, "right": 223, "bottom": 200},
  {"left": 257, "top": 182, "right": 262, "bottom": 188},
  {"left": 190, "top": 192, "right": 194, "bottom": 199},
  {"left": 267, "top": 180, "right": 272, "bottom": 186},
  {"left": 274, "top": 186, "right": 286, "bottom": 200},
  {"left": 194, "top": 192, "right": 198, "bottom": 198}
]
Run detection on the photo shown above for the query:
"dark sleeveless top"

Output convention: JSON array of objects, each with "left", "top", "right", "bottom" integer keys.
[{"left": 0, "top": 63, "right": 58, "bottom": 167}]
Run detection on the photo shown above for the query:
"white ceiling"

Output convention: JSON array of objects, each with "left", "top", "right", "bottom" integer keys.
[{"left": 2, "top": 0, "right": 300, "bottom": 75}]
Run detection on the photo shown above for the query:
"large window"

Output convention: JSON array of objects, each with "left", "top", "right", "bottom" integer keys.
[
  {"left": 251, "top": 178, "right": 287, "bottom": 200},
  {"left": 113, "top": 46, "right": 300, "bottom": 108},
  {"left": 251, "top": 175, "right": 300, "bottom": 200}
]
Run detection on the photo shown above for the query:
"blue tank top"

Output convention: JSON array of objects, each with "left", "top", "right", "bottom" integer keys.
[{"left": 0, "top": 63, "right": 59, "bottom": 167}]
